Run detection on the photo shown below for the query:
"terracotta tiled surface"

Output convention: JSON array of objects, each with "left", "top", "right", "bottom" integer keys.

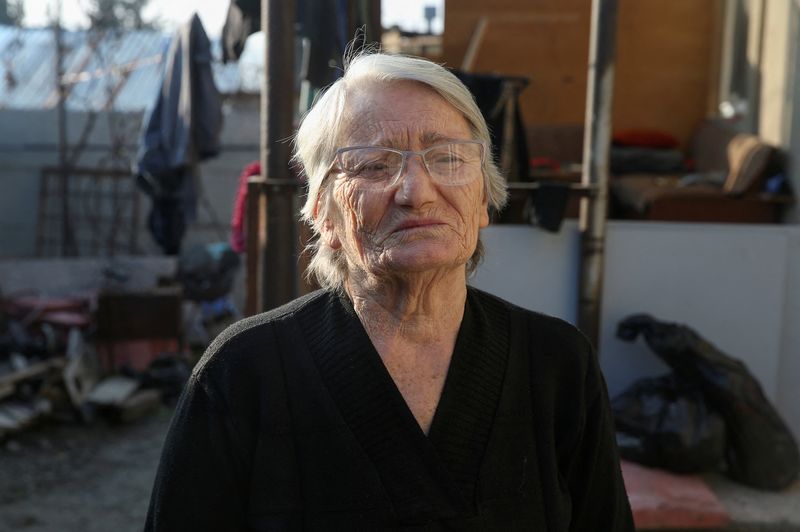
[
  {"left": 96, "top": 339, "right": 180, "bottom": 372},
  {"left": 621, "top": 460, "right": 730, "bottom": 530}
]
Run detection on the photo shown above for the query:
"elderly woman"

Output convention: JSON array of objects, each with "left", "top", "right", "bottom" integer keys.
[{"left": 146, "top": 53, "right": 633, "bottom": 531}]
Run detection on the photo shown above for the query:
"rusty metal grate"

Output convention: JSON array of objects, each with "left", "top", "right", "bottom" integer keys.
[{"left": 36, "top": 166, "right": 140, "bottom": 257}]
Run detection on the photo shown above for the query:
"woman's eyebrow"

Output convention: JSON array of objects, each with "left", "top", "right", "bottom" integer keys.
[
  {"left": 351, "top": 132, "right": 461, "bottom": 149},
  {"left": 419, "top": 132, "right": 460, "bottom": 145}
]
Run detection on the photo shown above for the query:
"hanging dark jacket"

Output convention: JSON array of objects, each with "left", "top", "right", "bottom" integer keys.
[
  {"left": 135, "top": 13, "right": 223, "bottom": 253},
  {"left": 135, "top": 13, "right": 222, "bottom": 194}
]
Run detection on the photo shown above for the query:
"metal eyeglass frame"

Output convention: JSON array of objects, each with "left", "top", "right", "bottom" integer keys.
[{"left": 323, "top": 139, "right": 486, "bottom": 189}]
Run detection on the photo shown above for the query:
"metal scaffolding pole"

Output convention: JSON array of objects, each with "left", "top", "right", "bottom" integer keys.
[
  {"left": 54, "top": 1, "right": 77, "bottom": 257},
  {"left": 258, "top": 0, "right": 297, "bottom": 312},
  {"left": 578, "top": 0, "right": 618, "bottom": 347},
  {"left": 247, "top": 0, "right": 383, "bottom": 314}
]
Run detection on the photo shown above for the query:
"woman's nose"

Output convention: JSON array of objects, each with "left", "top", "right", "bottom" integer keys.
[{"left": 393, "top": 154, "right": 437, "bottom": 206}]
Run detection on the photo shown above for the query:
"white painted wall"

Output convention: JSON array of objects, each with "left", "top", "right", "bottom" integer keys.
[
  {"left": 472, "top": 221, "right": 800, "bottom": 439},
  {"left": 778, "top": 233, "right": 800, "bottom": 436}
]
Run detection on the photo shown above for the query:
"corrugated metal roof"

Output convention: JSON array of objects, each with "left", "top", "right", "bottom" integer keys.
[{"left": 0, "top": 24, "right": 259, "bottom": 112}]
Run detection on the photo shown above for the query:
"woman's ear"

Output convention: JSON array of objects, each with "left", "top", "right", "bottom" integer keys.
[
  {"left": 319, "top": 216, "right": 342, "bottom": 249},
  {"left": 479, "top": 189, "right": 490, "bottom": 228},
  {"left": 315, "top": 188, "right": 342, "bottom": 249}
]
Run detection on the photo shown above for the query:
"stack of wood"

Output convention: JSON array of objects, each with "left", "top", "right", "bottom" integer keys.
[{"left": 0, "top": 291, "right": 171, "bottom": 442}]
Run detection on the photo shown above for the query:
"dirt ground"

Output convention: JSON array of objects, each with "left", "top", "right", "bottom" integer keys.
[
  {"left": 0, "top": 407, "right": 172, "bottom": 532},
  {"left": 2, "top": 405, "right": 800, "bottom": 532}
]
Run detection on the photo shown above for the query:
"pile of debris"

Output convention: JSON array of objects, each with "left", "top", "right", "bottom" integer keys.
[{"left": 0, "top": 290, "right": 191, "bottom": 442}]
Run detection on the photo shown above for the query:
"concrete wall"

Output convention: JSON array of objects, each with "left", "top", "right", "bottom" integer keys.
[
  {"left": 0, "top": 256, "right": 177, "bottom": 295},
  {"left": 472, "top": 221, "right": 800, "bottom": 439},
  {"left": 0, "top": 95, "right": 261, "bottom": 259}
]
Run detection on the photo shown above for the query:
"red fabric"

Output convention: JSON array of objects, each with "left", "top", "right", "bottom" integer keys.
[
  {"left": 230, "top": 161, "right": 261, "bottom": 253},
  {"left": 2, "top": 295, "right": 93, "bottom": 328},
  {"left": 530, "top": 157, "right": 561, "bottom": 171},
  {"left": 3, "top": 295, "right": 90, "bottom": 314},
  {"left": 613, "top": 129, "right": 679, "bottom": 149}
]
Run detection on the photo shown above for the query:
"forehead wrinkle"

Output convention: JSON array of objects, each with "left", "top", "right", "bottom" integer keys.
[
  {"left": 346, "top": 118, "right": 410, "bottom": 147},
  {"left": 345, "top": 118, "right": 468, "bottom": 149},
  {"left": 340, "top": 84, "right": 471, "bottom": 149}
]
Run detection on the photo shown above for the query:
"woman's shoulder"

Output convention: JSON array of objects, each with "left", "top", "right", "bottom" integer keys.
[
  {"left": 468, "top": 287, "right": 592, "bottom": 354},
  {"left": 468, "top": 286, "right": 596, "bottom": 387},
  {"left": 191, "top": 289, "right": 332, "bottom": 384}
]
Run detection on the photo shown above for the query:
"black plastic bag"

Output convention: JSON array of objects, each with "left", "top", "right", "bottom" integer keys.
[
  {"left": 618, "top": 314, "right": 800, "bottom": 490},
  {"left": 612, "top": 373, "right": 726, "bottom": 473},
  {"left": 142, "top": 355, "right": 192, "bottom": 406},
  {"left": 177, "top": 242, "right": 241, "bottom": 302}
]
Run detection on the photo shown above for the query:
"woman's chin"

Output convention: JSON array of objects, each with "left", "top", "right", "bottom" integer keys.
[{"left": 377, "top": 242, "right": 470, "bottom": 275}]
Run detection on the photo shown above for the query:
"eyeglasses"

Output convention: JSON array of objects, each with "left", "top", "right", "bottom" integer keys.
[{"left": 326, "top": 140, "right": 485, "bottom": 189}]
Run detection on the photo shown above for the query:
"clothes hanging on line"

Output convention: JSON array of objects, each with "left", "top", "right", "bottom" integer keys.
[
  {"left": 135, "top": 13, "right": 223, "bottom": 254},
  {"left": 229, "top": 161, "right": 261, "bottom": 253}
]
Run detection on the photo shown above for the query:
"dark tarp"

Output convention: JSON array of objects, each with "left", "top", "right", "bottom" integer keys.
[
  {"left": 296, "top": 0, "right": 350, "bottom": 87},
  {"left": 135, "top": 13, "right": 223, "bottom": 254},
  {"left": 452, "top": 71, "right": 530, "bottom": 181},
  {"left": 221, "top": 0, "right": 261, "bottom": 64},
  {"left": 221, "top": 0, "right": 372, "bottom": 88}
]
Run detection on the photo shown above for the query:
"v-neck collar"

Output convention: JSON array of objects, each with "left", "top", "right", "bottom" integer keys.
[
  {"left": 427, "top": 287, "right": 511, "bottom": 506},
  {"left": 297, "top": 288, "right": 510, "bottom": 523}
]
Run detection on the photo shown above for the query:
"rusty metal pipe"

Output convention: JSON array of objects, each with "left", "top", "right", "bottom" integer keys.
[
  {"left": 578, "top": 0, "right": 618, "bottom": 348},
  {"left": 258, "top": 0, "right": 297, "bottom": 311}
]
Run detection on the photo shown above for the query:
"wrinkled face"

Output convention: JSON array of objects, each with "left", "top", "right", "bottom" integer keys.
[{"left": 318, "top": 81, "right": 489, "bottom": 280}]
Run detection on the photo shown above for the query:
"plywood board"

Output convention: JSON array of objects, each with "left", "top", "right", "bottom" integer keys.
[
  {"left": 613, "top": 0, "right": 717, "bottom": 148},
  {"left": 443, "top": 0, "right": 719, "bottom": 147}
]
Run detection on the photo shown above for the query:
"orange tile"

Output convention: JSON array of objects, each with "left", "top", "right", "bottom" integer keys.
[{"left": 621, "top": 460, "right": 730, "bottom": 530}]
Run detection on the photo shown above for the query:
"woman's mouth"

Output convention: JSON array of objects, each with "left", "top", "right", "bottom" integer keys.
[{"left": 392, "top": 219, "right": 445, "bottom": 232}]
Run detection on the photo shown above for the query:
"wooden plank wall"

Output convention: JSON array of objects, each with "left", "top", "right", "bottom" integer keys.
[{"left": 443, "top": 0, "right": 720, "bottom": 150}]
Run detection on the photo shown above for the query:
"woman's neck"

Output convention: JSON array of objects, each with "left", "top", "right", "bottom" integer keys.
[{"left": 345, "top": 267, "right": 467, "bottom": 352}]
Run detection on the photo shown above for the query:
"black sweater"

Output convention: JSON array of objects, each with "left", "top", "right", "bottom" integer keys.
[{"left": 145, "top": 288, "right": 633, "bottom": 531}]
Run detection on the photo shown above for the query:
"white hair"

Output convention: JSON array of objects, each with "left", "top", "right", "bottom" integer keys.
[{"left": 294, "top": 52, "right": 508, "bottom": 291}]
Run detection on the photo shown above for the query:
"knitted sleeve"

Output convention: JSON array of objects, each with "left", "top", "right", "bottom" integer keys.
[
  {"left": 527, "top": 312, "right": 634, "bottom": 532},
  {"left": 563, "top": 336, "right": 634, "bottom": 532},
  {"left": 144, "top": 371, "right": 251, "bottom": 531}
]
